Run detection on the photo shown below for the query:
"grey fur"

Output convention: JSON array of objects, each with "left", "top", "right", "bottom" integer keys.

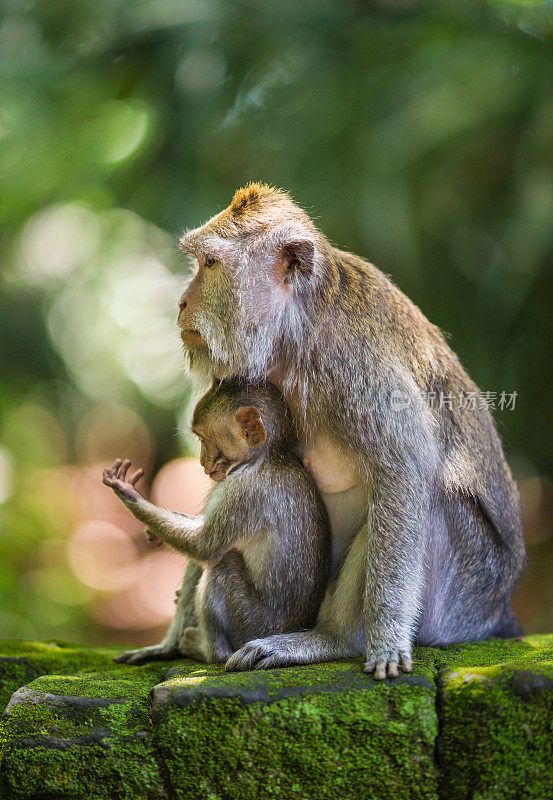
[
  {"left": 106, "top": 380, "right": 331, "bottom": 665},
  {"left": 174, "top": 184, "right": 525, "bottom": 678}
]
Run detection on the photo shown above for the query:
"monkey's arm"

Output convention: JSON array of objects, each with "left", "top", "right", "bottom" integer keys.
[
  {"left": 102, "top": 459, "right": 237, "bottom": 563},
  {"left": 360, "top": 381, "right": 438, "bottom": 679},
  {"left": 363, "top": 468, "right": 425, "bottom": 677}
]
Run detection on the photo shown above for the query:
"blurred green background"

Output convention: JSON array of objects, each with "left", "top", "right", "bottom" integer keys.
[{"left": 1, "top": 0, "right": 552, "bottom": 647}]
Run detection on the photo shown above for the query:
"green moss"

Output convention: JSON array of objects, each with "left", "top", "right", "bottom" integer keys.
[
  {"left": 155, "top": 677, "right": 439, "bottom": 800},
  {"left": 0, "top": 636, "right": 552, "bottom": 799},
  {"left": 434, "top": 637, "right": 553, "bottom": 800},
  {"left": 1, "top": 706, "right": 166, "bottom": 800},
  {"left": 28, "top": 662, "right": 173, "bottom": 702},
  {"left": 164, "top": 656, "right": 438, "bottom": 694},
  {"left": 0, "top": 644, "right": 181, "bottom": 799},
  {"left": 152, "top": 660, "right": 439, "bottom": 800},
  {"left": 420, "top": 633, "right": 553, "bottom": 672},
  {"left": 0, "top": 640, "right": 123, "bottom": 710}
]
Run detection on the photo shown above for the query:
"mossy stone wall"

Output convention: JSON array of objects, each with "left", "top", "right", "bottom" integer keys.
[{"left": 0, "top": 636, "right": 552, "bottom": 799}]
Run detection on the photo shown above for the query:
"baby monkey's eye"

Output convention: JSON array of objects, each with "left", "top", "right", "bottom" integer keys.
[{"left": 204, "top": 255, "right": 218, "bottom": 269}]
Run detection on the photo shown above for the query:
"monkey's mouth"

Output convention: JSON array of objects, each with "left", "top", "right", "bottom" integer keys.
[
  {"left": 209, "top": 470, "right": 227, "bottom": 482},
  {"left": 180, "top": 328, "right": 205, "bottom": 344},
  {"left": 208, "top": 461, "right": 234, "bottom": 482}
]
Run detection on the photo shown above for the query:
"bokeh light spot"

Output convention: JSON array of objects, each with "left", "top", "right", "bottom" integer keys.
[
  {"left": 0, "top": 446, "right": 14, "bottom": 504},
  {"left": 97, "top": 100, "right": 151, "bottom": 164},
  {"left": 67, "top": 520, "right": 139, "bottom": 592},
  {"left": 151, "top": 457, "right": 212, "bottom": 515},
  {"left": 76, "top": 404, "right": 151, "bottom": 468}
]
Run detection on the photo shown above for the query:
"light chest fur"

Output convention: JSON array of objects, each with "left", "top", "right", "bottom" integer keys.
[
  {"left": 269, "top": 377, "right": 370, "bottom": 571},
  {"left": 232, "top": 531, "right": 274, "bottom": 591}
]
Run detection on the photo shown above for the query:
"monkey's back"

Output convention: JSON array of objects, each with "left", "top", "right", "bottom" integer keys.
[
  {"left": 314, "top": 247, "right": 523, "bottom": 553},
  {"left": 310, "top": 248, "right": 525, "bottom": 641}
]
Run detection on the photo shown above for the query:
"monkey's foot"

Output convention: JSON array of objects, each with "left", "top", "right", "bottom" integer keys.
[
  {"left": 226, "top": 638, "right": 296, "bottom": 671},
  {"left": 114, "top": 644, "right": 180, "bottom": 666},
  {"left": 226, "top": 630, "right": 360, "bottom": 672},
  {"left": 363, "top": 650, "right": 413, "bottom": 680}
]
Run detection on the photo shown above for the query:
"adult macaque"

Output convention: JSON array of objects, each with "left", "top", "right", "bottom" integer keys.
[
  {"left": 104, "top": 380, "right": 331, "bottom": 665},
  {"left": 136, "top": 183, "right": 525, "bottom": 679}
]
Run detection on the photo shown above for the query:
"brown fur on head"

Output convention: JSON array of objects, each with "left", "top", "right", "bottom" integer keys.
[
  {"left": 177, "top": 182, "right": 325, "bottom": 383},
  {"left": 183, "top": 182, "right": 315, "bottom": 241}
]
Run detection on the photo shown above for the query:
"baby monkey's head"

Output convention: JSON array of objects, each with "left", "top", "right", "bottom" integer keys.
[{"left": 191, "top": 379, "right": 295, "bottom": 482}]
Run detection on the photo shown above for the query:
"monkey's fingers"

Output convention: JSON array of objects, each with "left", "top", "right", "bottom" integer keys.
[
  {"left": 114, "top": 651, "right": 133, "bottom": 663},
  {"left": 374, "top": 658, "right": 387, "bottom": 680},
  {"left": 364, "top": 650, "right": 408, "bottom": 680},
  {"left": 114, "top": 645, "right": 176, "bottom": 665},
  {"left": 129, "top": 646, "right": 177, "bottom": 665},
  {"left": 399, "top": 654, "right": 413, "bottom": 673},
  {"left": 225, "top": 644, "right": 263, "bottom": 672},
  {"left": 129, "top": 468, "right": 144, "bottom": 487},
  {"left": 363, "top": 656, "right": 376, "bottom": 674},
  {"left": 102, "top": 466, "right": 119, "bottom": 487},
  {"left": 117, "top": 459, "right": 132, "bottom": 481},
  {"left": 108, "top": 459, "right": 123, "bottom": 477},
  {"left": 254, "top": 654, "right": 291, "bottom": 670},
  {"left": 103, "top": 460, "right": 121, "bottom": 484},
  {"left": 387, "top": 660, "right": 399, "bottom": 678}
]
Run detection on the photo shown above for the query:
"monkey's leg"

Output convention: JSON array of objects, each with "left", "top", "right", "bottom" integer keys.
[
  {"left": 194, "top": 551, "right": 277, "bottom": 664},
  {"left": 115, "top": 561, "right": 203, "bottom": 665},
  {"left": 224, "top": 529, "right": 368, "bottom": 672},
  {"left": 180, "top": 626, "right": 210, "bottom": 661},
  {"left": 417, "top": 487, "right": 524, "bottom": 647}
]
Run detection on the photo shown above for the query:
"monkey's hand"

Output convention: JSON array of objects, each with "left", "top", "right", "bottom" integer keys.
[
  {"left": 363, "top": 650, "right": 413, "bottom": 680},
  {"left": 144, "top": 527, "right": 163, "bottom": 547},
  {"left": 103, "top": 459, "right": 145, "bottom": 506}
]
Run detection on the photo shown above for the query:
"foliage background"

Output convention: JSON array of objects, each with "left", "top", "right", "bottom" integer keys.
[{"left": 1, "top": 0, "right": 552, "bottom": 646}]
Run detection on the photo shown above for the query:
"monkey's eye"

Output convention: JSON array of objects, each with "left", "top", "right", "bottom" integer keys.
[{"left": 204, "top": 255, "right": 218, "bottom": 269}]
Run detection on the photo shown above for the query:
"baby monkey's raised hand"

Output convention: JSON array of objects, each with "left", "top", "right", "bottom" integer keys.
[
  {"left": 103, "top": 458, "right": 144, "bottom": 504},
  {"left": 103, "top": 459, "right": 162, "bottom": 546}
]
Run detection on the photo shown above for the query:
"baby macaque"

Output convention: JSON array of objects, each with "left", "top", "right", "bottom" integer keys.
[{"left": 103, "top": 380, "right": 331, "bottom": 665}]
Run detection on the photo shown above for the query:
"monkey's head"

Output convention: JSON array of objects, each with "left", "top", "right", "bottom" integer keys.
[
  {"left": 191, "top": 379, "right": 294, "bottom": 482},
  {"left": 177, "top": 182, "right": 324, "bottom": 381}
]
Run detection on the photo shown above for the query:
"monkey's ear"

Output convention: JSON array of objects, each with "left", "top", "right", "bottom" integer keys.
[
  {"left": 278, "top": 240, "right": 315, "bottom": 281},
  {"left": 236, "top": 407, "right": 267, "bottom": 447}
]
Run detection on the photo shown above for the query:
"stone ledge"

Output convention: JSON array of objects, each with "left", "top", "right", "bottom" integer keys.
[{"left": 0, "top": 636, "right": 551, "bottom": 799}]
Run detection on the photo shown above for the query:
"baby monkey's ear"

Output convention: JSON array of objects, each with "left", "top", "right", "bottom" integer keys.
[{"left": 236, "top": 407, "right": 267, "bottom": 447}]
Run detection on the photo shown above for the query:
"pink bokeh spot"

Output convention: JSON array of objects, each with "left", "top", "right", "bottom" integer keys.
[{"left": 151, "top": 457, "right": 212, "bottom": 515}]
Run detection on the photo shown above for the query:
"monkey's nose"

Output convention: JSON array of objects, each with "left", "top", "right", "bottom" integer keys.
[
  {"left": 177, "top": 298, "right": 187, "bottom": 324},
  {"left": 302, "top": 457, "right": 311, "bottom": 472}
]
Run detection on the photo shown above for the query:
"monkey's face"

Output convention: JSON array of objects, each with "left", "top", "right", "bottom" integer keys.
[
  {"left": 177, "top": 230, "right": 316, "bottom": 381},
  {"left": 195, "top": 431, "right": 242, "bottom": 482},
  {"left": 176, "top": 184, "right": 321, "bottom": 381},
  {"left": 177, "top": 243, "right": 238, "bottom": 351},
  {"left": 192, "top": 405, "right": 267, "bottom": 482}
]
